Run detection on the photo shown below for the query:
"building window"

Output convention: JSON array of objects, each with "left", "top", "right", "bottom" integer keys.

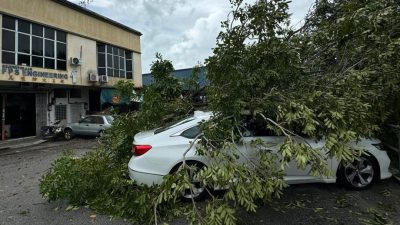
[
  {"left": 97, "top": 43, "right": 133, "bottom": 79},
  {"left": 126, "top": 52, "right": 133, "bottom": 79},
  {"left": 55, "top": 105, "right": 67, "bottom": 121},
  {"left": 1, "top": 15, "right": 67, "bottom": 70},
  {"left": 2, "top": 16, "right": 16, "bottom": 65}
]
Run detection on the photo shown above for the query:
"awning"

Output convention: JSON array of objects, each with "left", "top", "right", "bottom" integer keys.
[
  {"left": 100, "top": 88, "right": 143, "bottom": 106},
  {"left": 100, "top": 88, "right": 128, "bottom": 105}
]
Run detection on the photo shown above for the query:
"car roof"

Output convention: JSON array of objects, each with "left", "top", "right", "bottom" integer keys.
[
  {"left": 193, "top": 111, "right": 212, "bottom": 119},
  {"left": 86, "top": 115, "right": 112, "bottom": 117},
  {"left": 155, "top": 111, "right": 211, "bottom": 135}
]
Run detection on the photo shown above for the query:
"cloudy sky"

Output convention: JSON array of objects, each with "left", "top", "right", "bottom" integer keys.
[{"left": 70, "top": 0, "right": 314, "bottom": 73}]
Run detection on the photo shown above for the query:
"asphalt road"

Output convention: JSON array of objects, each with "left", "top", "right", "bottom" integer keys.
[
  {"left": 0, "top": 138, "right": 132, "bottom": 225},
  {"left": 0, "top": 138, "right": 399, "bottom": 225}
]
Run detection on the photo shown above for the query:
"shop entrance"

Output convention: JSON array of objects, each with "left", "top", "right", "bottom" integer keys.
[
  {"left": 0, "top": 95, "right": 3, "bottom": 140},
  {"left": 89, "top": 89, "right": 101, "bottom": 113},
  {"left": 4, "top": 93, "right": 36, "bottom": 139}
]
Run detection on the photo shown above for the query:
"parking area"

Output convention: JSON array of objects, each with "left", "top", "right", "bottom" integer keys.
[
  {"left": 0, "top": 139, "right": 399, "bottom": 225},
  {"left": 237, "top": 180, "right": 400, "bottom": 225},
  {"left": 0, "top": 138, "right": 132, "bottom": 225}
]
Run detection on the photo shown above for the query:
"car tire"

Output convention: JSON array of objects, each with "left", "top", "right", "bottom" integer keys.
[
  {"left": 99, "top": 130, "right": 105, "bottom": 137},
  {"left": 337, "top": 155, "right": 379, "bottom": 190},
  {"left": 171, "top": 161, "right": 208, "bottom": 202},
  {"left": 64, "top": 129, "right": 74, "bottom": 141}
]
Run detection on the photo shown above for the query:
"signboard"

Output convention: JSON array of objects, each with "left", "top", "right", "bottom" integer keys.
[
  {"left": 112, "top": 96, "right": 120, "bottom": 104},
  {"left": 1, "top": 64, "right": 68, "bottom": 84}
]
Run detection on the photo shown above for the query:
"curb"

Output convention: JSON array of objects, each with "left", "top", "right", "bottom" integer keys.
[{"left": 0, "top": 139, "right": 48, "bottom": 151}]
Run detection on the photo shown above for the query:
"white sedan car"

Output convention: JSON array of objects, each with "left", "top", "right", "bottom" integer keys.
[{"left": 128, "top": 111, "right": 392, "bottom": 200}]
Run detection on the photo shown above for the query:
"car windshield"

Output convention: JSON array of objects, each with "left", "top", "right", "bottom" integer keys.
[
  {"left": 105, "top": 116, "right": 114, "bottom": 124},
  {"left": 154, "top": 117, "right": 195, "bottom": 134}
]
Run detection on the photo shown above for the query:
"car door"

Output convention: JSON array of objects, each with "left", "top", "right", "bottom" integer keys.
[
  {"left": 76, "top": 116, "right": 94, "bottom": 135},
  {"left": 240, "top": 118, "right": 329, "bottom": 183},
  {"left": 241, "top": 135, "right": 316, "bottom": 180},
  {"left": 283, "top": 137, "right": 323, "bottom": 177},
  {"left": 86, "top": 116, "right": 105, "bottom": 135}
]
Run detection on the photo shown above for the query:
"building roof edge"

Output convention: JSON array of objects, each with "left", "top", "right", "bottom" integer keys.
[{"left": 52, "top": 0, "right": 142, "bottom": 36}]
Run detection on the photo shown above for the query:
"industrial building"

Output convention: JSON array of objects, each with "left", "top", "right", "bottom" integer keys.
[{"left": 0, "top": 0, "right": 142, "bottom": 140}]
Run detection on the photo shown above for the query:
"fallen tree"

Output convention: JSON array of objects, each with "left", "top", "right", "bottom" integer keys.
[{"left": 40, "top": 0, "right": 400, "bottom": 224}]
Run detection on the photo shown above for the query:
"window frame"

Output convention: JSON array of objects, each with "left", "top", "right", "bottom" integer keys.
[
  {"left": 1, "top": 17, "right": 16, "bottom": 65},
  {"left": 55, "top": 104, "right": 67, "bottom": 121},
  {"left": 97, "top": 43, "right": 134, "bottom": 79},
  {"left": 80, "top": 116, "right": 94, "bottom": 124},
  {"left": 1, "top": 15, "right": 67, "bottom": 70}
]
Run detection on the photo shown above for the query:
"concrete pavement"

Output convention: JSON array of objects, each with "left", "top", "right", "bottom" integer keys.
[
  {"left": 0, "top": 138, "right": 131, "bottom": 225},
  {"left": 1, "top": 138, "right": 400, "bottom": 225},
  {"left": 0, "top": 136, "right": 47, "bottom": 151}
]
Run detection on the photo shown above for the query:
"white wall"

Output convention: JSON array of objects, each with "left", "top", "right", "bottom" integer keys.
[
  {"left": 67, "top": 34, "right": 98, "bottom": 86},
  {"left": 49, "top": 88, "right": 89, "bottom": 124}
]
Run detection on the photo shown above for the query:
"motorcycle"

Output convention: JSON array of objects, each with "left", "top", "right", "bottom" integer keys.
[{"left": 40, "top": 120, "right": 65, "bottom": 140}]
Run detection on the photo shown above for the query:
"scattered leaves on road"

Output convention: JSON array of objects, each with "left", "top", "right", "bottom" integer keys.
[
  {"left": 17, "top": 209, "right": 30, "bottom": 216},
  {"left": 90, "top": 214, "right": 96, "bottom": 223}
]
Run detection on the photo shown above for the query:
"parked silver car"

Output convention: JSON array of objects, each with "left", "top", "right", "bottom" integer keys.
[{"left": 63, "top": 115, "right": 114, "bottom": 140}]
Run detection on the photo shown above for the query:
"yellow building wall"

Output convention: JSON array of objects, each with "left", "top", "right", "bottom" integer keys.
[
  {"left": 0, "top": 31, "right": 140, "bottom": 87},
  {"left": 133, "top": 53, "right": 142, "bottom": 87},
  {"left": 67, "top": 34, "right": 140, "bottom": 87},
  {"left": 0, "top": 1, "right": 142, "bottom": 88},
  {"left": 67, "top": 34, "right": 97, "bottom": 86}
]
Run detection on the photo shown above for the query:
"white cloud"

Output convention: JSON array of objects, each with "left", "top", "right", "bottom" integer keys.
[
  {"left": 168, "top": 10, "right": 227, "bottom": 68},
  {"left": 290, "top": 0, "right": 315, "bottom": 28},
  {"left": 69, "top": 0, "right": 314, "bottom": 73}
]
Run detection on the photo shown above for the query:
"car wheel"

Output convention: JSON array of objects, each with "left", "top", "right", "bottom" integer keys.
[
  {"left": 172, "top": 161, "right": 207, "bottom": 201},
  {"left": 337, "top": 156, "right": 378, "bottom": 190},
  {"left": 99, "top": 130, "right": 105, "bottom": 137},
  {"left": 64, "top": 129, "right": 74, "bottom": 141}
]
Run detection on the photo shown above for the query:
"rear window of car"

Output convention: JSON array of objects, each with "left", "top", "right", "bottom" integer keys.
[
  {"left": 243, "top": 116, "right": 275, "bottom": 137},
  {"left": 81, "top": 116, "right": 94, "bottom": 123},
  {"left": 93, "top": 116, "right": 104, "bottom": 124},
  {"left": 105, "top": 116, "right": 114, "bottom": 124},
  {"left": 154, "top": 117, "right": 195, "bottom": 134},
  {"left": 180, "top": 126, "right": 202, "bottom": 139}
]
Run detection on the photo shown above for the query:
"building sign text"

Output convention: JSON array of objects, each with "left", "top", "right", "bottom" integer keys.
[{"left": 1, "top": 65, "right": 68, "bottom": 81}]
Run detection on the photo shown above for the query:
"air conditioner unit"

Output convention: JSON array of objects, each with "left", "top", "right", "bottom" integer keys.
[
  {"left": 100, "top": 75, "right": 109, "bottom": 83},
  {"left": 88, "top": 72, "right": 98, "bottom": 82},
  {"left": 70, "top": 57, "right": 82, "bottom": 66}
]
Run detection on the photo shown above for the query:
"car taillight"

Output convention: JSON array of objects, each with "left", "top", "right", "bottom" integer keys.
[{"left": 132, "top": 145, "right": 152, "bottom": 156}]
